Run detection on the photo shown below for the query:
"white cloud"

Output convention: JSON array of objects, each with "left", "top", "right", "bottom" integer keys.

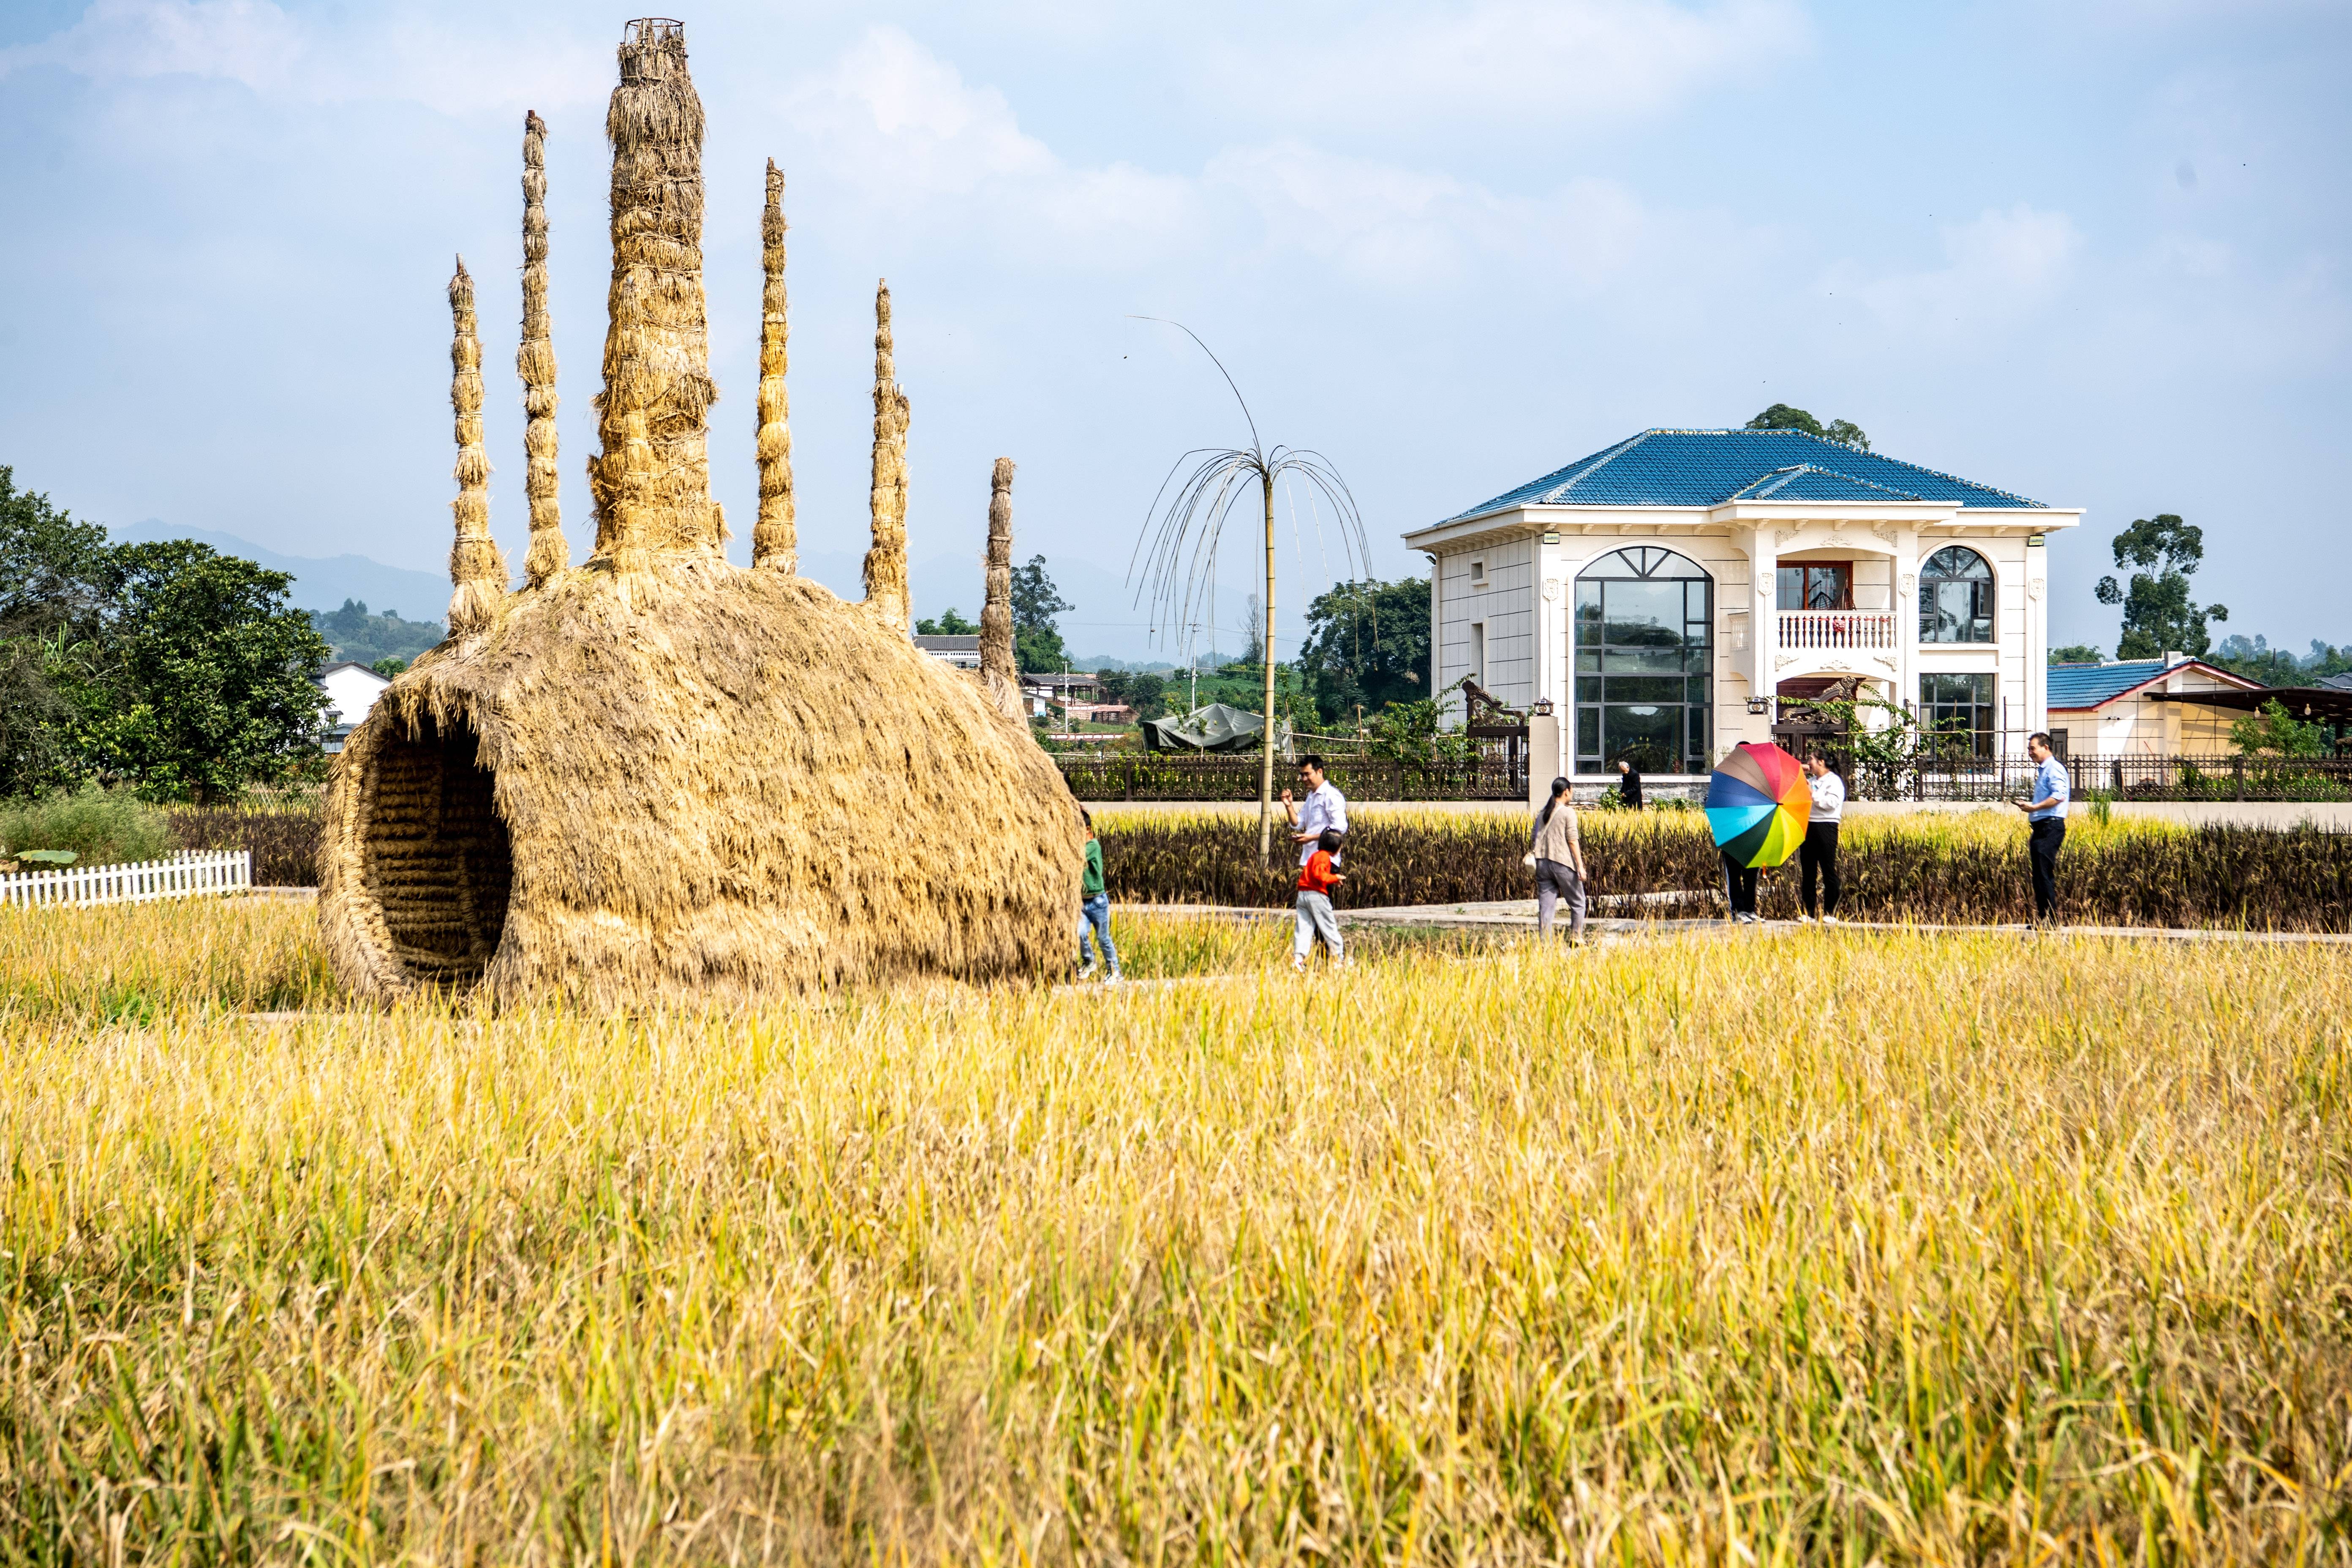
[
  {"left": 1209, "top": 0, "right": 1810, "bottom": 130},
  {"left": 1829, "top": 204, "right": 2084, "bottom": 336},
  {"left": 0, "top": 0, "right": 606, "bottom": 117},
  {"left": 779, "top": 26, "right": 1204, "bottom": 264}
]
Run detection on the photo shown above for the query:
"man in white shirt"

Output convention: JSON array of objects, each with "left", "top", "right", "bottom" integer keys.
[
  {"left": 1798, "top": 750, "right": 1845, "bottom": 924},
  {"left": 2014, "top": 731, "right": 2070, "bottom": 926},
  {"left": 1280, "top": 754, "right": 1348, "bottom": 868}
]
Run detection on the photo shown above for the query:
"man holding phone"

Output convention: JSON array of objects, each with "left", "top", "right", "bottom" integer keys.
[{"left": 2014, "top": 732, "right": 2069, "bottom": 927}]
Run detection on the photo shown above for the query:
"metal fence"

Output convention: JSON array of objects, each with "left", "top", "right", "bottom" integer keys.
[
  {"left": 1056, "top": 754, "right": 1527, "bottom": 802},
  {"left": 0, "top": 849, "right": 253, "bottom": 909},
  {"left": 1850, "top": 754, "right": 2352, "bottom": 804}
]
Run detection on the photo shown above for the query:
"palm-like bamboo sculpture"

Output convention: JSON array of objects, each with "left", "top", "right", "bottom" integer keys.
[{"left": 1130, "top": 321, "right": 1369, "bottom": 864}]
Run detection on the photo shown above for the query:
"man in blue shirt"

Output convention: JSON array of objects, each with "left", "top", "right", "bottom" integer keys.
[{"left": 2013, "top": 732, "right": 2069, "bottom": 926}]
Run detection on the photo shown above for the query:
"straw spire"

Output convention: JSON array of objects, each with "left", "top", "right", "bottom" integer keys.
[
  {"left": 863, "top": 279, "right": 910, "bottom": 627},
  {"left": 446, "top": 256, "right": 506, "bottom": 635},
  {"left": 751, "top": 159, "right": 795, "bottom": 572},
  {"left": 982, "top": 458, "right": 1017, "bottom": 685},
  {"left": 519, "top": 110, "right": 565, "bottom": 586},
  {"left": 589, "top": 18, "right": 720, "bottom": 565}
]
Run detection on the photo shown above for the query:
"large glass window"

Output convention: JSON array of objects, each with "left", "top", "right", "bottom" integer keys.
[
  {"left": 1919, "top": 672, "right": 1996, "bottom": 758},
  {"left": 1777, "top": 562, "right": 1853, "bottom": 611},
  {"left": 1919, "top": 546, "right": 1994, "bottom": 643},
  {"left": 1575, "top": 547, "right": 1712, "bottom": 773}
]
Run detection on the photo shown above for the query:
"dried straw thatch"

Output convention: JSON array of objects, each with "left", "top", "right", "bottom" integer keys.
[
  {"left": 751, "top": 158, "right": 794, "bottom": 571},
  {"left": 445, "top": 258, "right": 506, "bottom": 635},
  {"left": 519, "top": 110, "right": 566, "bottom": 587},
  {"left": 981, "top": 457, "right": 1024, "bottom": 721},
  {"left": 861, "top": 281, "right": 911, "bottom": 629},
  {"left": 319, "top": 19, "right": 1084, "bottom": 1007}
]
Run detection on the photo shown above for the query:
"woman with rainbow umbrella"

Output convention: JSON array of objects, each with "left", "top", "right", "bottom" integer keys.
[{"left": 1704, "top": 742, "right": 1810, "bottom": 923}]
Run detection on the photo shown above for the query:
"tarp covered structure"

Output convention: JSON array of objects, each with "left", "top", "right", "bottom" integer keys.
[{"left": 1142, "top": 703, "right": 1294, "bottom": 757}]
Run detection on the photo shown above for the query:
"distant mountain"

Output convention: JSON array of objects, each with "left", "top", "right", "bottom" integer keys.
[{"left": 110, "top": 520, "right": 450, "bottom": 622}]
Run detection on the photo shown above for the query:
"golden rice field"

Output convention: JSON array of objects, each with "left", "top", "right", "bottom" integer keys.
[{"left": 4, "top": 896, "right": 2350, "bottom": 1564}]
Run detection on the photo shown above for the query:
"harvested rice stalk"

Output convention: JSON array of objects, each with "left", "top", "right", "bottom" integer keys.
[
  {"left": 519, "top": 110, "right": 565, "bottom": 586},
  {"left": 982, "top": 457, "right": 1021, "bottom": 718},
  {"left": 863, "top": 280, "right": 910, "bottom": 627},
  {"left": 751, "top": 158, "right": 795, "bottom": 572},
  {"left": 445, "top": 257, "right": 506, "bottom": 636},
  {"left": 589, "top": 16, "right": 720, "bottom": 565}
]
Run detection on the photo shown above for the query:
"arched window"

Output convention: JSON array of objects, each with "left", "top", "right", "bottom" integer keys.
[
  {"left": 1919, "top": 546, "right": 1994, "bottom": 644},
  {"left": 1574, "top": 547, "right": 1712, "bottom": 773}
]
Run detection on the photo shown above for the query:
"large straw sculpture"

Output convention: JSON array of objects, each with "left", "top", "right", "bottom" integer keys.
[{"left": 319, "top": 18, "right": 1083, "bottom": 1006}]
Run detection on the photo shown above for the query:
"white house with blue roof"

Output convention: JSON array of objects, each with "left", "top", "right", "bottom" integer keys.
[{"left": 1403, "top": 428, "right": 2082, "bottom": 783}]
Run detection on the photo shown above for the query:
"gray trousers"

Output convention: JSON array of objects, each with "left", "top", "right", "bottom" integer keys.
[
  {"left": 1293, "top": 890, "right": 1343, "bottom": 964},
  {"left": 1535, "top": 858, "right": 1586, "bottom": 941}
]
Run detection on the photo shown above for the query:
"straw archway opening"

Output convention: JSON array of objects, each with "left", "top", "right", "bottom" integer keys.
[{"left": 359, "top": 709, "right": 513, "bottom": 987}]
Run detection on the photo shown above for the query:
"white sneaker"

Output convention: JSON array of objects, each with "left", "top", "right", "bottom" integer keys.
[
  {"left": 1105, "top": 972, "right": 1123, "bottom": 986},
  {"left": 1821, "top": 915, "right": 1840, "bottom": 926},
  {"left": 1797, "top": 914, "right": 1815, "bottom": 925},
  {"left": 1077, "top": 962, "right": 1097, "bottom": 981}
]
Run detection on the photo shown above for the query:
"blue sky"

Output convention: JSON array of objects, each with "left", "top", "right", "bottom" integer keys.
[{"left": 1, "top": 0, "right": 2345, "bottom": 662}]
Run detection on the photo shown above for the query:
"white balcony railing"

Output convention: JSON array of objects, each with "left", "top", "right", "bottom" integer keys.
[{"left": 1778, "top": 610, "right": 1897, "bottom": 652}]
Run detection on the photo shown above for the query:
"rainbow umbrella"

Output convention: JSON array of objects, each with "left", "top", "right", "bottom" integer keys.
[{"left": 1706, "top": 742, "right": 1810, "bottom": 868}]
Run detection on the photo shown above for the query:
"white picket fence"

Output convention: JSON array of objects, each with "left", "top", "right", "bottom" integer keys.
[{"left": 0, "top": 849, "right": 252, "bottom": 909}]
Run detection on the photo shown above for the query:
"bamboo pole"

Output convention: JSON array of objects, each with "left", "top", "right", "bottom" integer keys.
[
  {"left": 1259, "top": 470, "right": 1277, "bottom": 866},
  {"left": 751, "top": 158, "right": 794, "bottom": 571},
  {"left": 519, "top": 110, "right": 565, "bottom": 586},
  {"left": 446, "top": 257, "right": 506, "bottom": 636}
]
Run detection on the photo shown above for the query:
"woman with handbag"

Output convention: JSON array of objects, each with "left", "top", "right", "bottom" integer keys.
[{"left": 1529, "top": 776, "right": 1587, "bottom": 947}]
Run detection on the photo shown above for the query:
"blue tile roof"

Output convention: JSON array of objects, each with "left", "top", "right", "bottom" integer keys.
[
  {"left": 1729, "top": 464, "right": 1922, "bottom": 503},
  {"left": 2047, "top": 660, "right": 2170, "bottom": 708},
  {"left": 1446, "top": 428, "right": 2042, "bottom": 520}
]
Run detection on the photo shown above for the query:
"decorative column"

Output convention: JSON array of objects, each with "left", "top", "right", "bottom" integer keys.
[{"left": 1744, "top": 522, "right": 1777, "bottom": 743}]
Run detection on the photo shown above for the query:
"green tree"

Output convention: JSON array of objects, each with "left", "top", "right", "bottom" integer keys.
[
  {"left": 2049, "top": 644, "right": 2104, "bottom": 665},
  {"left": 0, "top": 468, "right": 118, "bottom": 795},
  {"left": 2094, "top": 513, "right": 2227, "bottom": 659},
  {"left": 1746, "top": 405, "right": 1870, "bottom": 451},
  {"left": 914, "top": 607, "right": 979, "bottom": 637},
  {"left": 1009, "top": 555, "right": 1072, "bottom": 673},
  {"left": 2230, "top": 697, "right": 2327, "bottom": 760},
  {"left": 79, "top": 542, "right": 332, "bottom": 802},
  {"left": 1296, "top": 575, "right": 1430, "bottom": 724},
  {"left": 310, "top": 599, "right": 444, "bottom": 667}
]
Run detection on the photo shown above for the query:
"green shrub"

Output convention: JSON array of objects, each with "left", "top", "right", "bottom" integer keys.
[{"left": 0, "top": 784, "right": 176, "bottom": 868}]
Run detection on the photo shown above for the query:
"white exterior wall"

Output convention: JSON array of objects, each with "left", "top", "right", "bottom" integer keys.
[
  {"left": 1435, "top": 538, "right": 1536, "bottom": 718},
  {"left": 317, "top": 664, "right": 389, "bottom": 730}
]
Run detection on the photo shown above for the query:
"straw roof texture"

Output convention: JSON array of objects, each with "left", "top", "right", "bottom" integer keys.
[
  {"left": 751, "top": 158, "right": 794, "bottom": 571},
  {"left": 519, "top": 111, "right": 566, "bottom": 587},
  {"left": 320, "top": 562, "right": 1084, "bottom": 1006},
  {"left": 319, "top": 19, "right": 1086, "bottom": 1006},
  {"left": 445, "top": 258, "right": 506, "bottom": 636}
]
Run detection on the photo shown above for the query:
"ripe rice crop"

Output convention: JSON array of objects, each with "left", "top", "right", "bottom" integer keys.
[
  {"left": 1095, "top": 808, "right": 2352, "bottom": 929},
  {"left": 2, "top": 899, "right": 2349, "bottom": 1561},
  {"left": 169, "top": 799, "right": 324, "bottom": 887}
]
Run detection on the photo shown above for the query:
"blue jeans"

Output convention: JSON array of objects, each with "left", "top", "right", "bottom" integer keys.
[{"left": 1078, "top": 893, "right": 1118, "bottom": 973}]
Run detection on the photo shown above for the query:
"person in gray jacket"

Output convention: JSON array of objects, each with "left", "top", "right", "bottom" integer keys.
[{"left": 1531, "top": 775, "right": 1588, "bottom": 946}]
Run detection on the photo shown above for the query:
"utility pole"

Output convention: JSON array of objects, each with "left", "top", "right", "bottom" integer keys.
[{"left": 1188, "top": 621, "right": 1199, "bottom": 713}]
